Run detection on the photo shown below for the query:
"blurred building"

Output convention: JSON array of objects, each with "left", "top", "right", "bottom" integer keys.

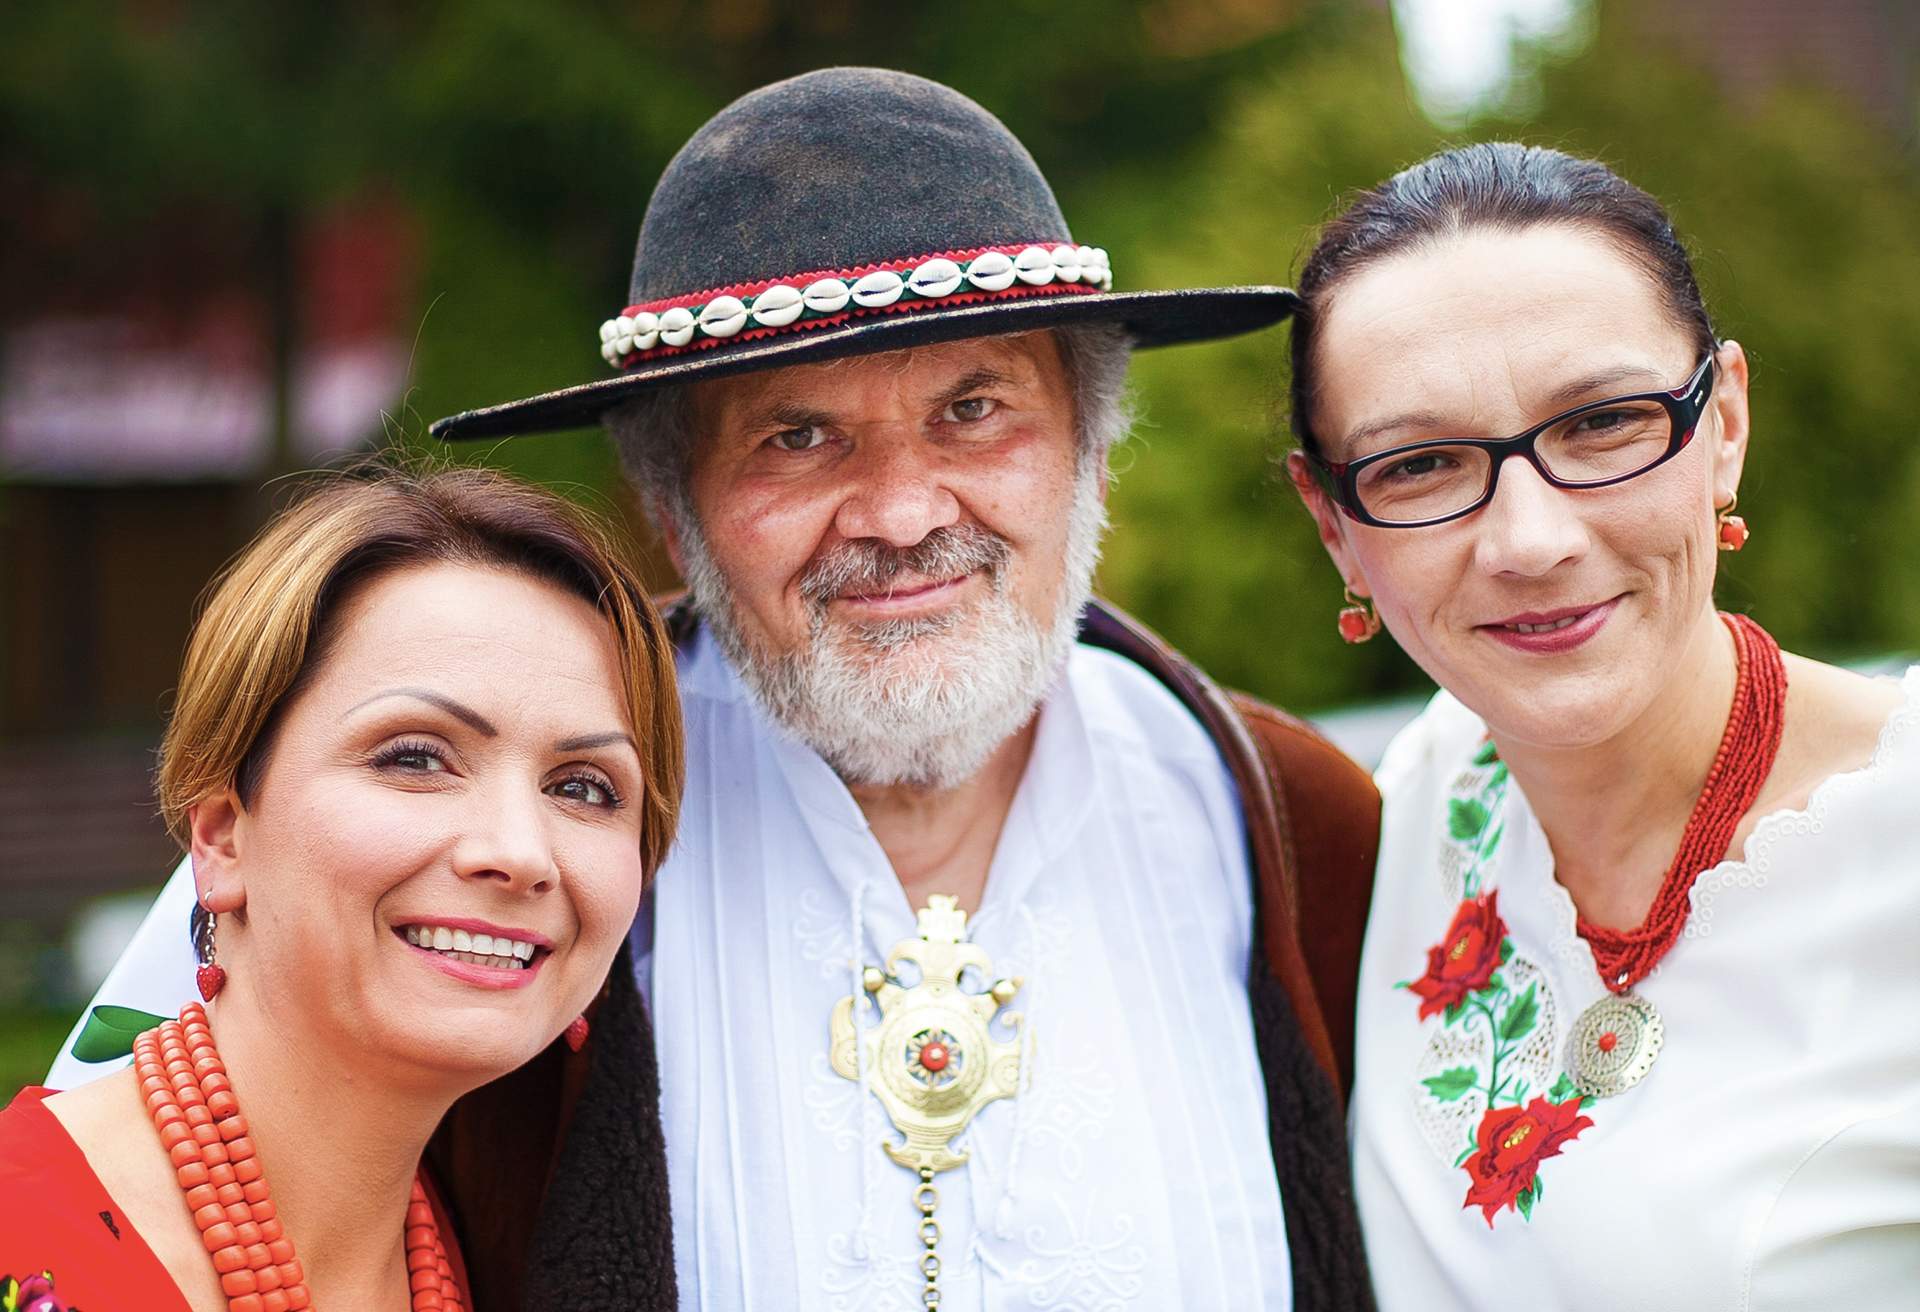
[
  {"left": 0, "top": 192, "right": 414, "bottom": 970},
  {"left": 1655, "top": 0, "right": 1918, "bottom": 138},
  {"left": 1393, "top": 0, "right": 1917, "bottom": 140}
]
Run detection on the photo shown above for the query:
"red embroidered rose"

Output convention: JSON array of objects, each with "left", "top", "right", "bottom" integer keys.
[
  {"left": 1407, "top": 892, "right": 1506, "bottom": 1020},
  {"left": 1461, "top": 1095, "right": 1593, "bottom": 1224}
]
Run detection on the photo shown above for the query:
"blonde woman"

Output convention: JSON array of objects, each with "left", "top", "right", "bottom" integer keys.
[{"left": 0, "top": 466, "right": 682, "bottom": 1311}]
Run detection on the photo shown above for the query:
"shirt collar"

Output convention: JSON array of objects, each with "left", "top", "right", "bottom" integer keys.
[{"left": 683, "top": 623, "right": 1099, "bottom": 916}]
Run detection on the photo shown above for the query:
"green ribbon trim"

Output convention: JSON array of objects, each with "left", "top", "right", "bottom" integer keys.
[{"left": 70, "top": 1004, "right": 170, "bottom": 1063}]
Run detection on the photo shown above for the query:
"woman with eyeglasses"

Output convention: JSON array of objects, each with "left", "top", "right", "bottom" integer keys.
[{"left": 1287, "top": 143, "right": 1919, "bottom": 1310}]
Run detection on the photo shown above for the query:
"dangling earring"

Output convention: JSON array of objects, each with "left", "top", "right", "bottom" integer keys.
[
  {"left": 563, "top": 1015, "right": 590, "bottom": 1052},
  {"left": 194, "top": 906, "right": 227, "bottom": 1001},
  {"left": 1716, "top": 493, "right": 1749, "bottom": 552},
  {"left": 1337, "top": 585, "right": 1380, "bottom": 644}
]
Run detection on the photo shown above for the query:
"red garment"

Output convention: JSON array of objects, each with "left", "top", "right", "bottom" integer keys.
[
  {"left": 0, "top": 1087, "right": 474, "bottom": 1311},
  {"left": 0, "top": 1086, "right": 191, "bottom": 1310}
]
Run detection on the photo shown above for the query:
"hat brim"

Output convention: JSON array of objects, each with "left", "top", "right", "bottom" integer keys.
[{"left": 428, "top": 285, "right": 1298, "bottom": 441}]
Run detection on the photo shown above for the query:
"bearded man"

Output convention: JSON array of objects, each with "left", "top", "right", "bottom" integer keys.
[{"left": 52, "top": 69, "right": 1379, "bottom": 1311}]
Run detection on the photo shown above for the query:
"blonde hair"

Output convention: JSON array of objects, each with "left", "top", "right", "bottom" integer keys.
[{"left": 157, "top": 462, "right": 684, "bottom": 877}]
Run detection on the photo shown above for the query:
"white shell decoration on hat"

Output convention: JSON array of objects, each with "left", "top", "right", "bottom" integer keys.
[
  {"left": 698, "top": 295, "right": 749, "bottom": 337},
  {"left": 849, "top": 269, "right": 905, "bottom": 308},
  {"left": 600, "top": 245, "right": 1113, "bottom": 366},
  {"left": 965, "top": 250, "right": 1017, "bottom": 292},
  {"left": 803, "top": 278, "right": 852, "bottom": 314},
  {"left": 907, "top": 258, "right": 964, "bottom": 298},
  {"left": 749, "top": 282, "right": 805, "bottom": 327},
  {"left": 659, "top": 305, "right": 698, "bottom": 347}
]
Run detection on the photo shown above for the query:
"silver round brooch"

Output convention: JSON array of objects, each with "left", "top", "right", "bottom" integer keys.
[{"left": 1565, "top": 992, "right": 1664, "bottom": 1099}]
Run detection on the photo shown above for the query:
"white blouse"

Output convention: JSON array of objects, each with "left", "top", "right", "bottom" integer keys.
[
  {"left": 1351, "top": 668, "right": 1920, "bottom": 1312},
  {"left": 638, "top": 629, "right": 1291, "bottom": 1312}
]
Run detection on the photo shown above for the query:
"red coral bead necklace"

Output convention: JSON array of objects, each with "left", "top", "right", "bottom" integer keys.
[
  {"left": 1564, "top": 611, "right": 1787, "bottom": 1097},
  {"left": 133, "top": 1002, "right": 468, "bottom": 1312}
]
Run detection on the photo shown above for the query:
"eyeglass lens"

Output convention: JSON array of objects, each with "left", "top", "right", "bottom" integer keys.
[{"left": 1353, "top": 396, "right": 1676, "bottom": 523}]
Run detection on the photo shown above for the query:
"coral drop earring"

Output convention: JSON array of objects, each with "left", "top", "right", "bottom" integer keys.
[
  {"left": 1337, "top": 586, "right": 1381, "bottom": 644},
  {"left": 1716, "top": 493, "right": 1749, "bottom": 552}
]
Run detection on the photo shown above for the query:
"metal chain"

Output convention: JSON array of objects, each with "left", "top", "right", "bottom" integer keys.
[{"left": 915, "top": 1167, "right": 942, "bottom": 1307}]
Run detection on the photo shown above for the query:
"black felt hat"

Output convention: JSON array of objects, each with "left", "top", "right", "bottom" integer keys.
[{"left": 430, "top": 67, "right": 1298, "bottom": 442}]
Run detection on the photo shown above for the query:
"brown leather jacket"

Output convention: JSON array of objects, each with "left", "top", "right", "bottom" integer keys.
[{"left": 430, "top": 599, "right": 1381, "bottom": 1311}]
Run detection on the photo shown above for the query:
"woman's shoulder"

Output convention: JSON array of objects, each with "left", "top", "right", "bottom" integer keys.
[
  {"left": 1771, "top": 659, "right": 1920, "bottom": 814},
  {"left": 0, "top": 1087, "right": 189, "bottom": 1309}
]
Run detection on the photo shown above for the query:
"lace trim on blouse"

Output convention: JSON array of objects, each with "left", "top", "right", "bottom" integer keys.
[{"left": 1522, "top": 667, "right": 1920, "bottom": 972}]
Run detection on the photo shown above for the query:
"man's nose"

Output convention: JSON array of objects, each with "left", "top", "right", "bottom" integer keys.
[
  {"left": 1471, "top": 455, "right": 1590, "bottom": 578},
  {"left": 450, "top": 781, "right": 558, "bottom": 894},
  {"left": 831, "top": 434, "right": 962, "bottom": 548}
]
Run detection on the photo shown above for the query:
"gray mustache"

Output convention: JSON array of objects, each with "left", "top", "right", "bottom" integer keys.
[{"left": 799, "top": 524, "right": 1011, "bottom": 605}]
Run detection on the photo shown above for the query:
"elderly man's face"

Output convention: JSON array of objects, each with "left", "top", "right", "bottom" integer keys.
[{"left": 677, "top": 332, "right": 1101, "bottom": 788}]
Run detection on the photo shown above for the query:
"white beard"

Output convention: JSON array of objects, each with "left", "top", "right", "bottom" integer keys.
[{"left": 677, "top": 462, "right": 1108, "bottom": 791}]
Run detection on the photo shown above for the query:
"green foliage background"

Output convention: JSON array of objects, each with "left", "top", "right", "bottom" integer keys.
[{"left": 4, "top": 0, "right": 1917, "bottom": 727}]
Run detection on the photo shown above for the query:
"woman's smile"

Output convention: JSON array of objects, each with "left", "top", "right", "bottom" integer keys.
[
  {"left": 395, "top": 918, "right": 555, "bottom": 988},
  {"left": 1475, "top": 596, "right": 1623, "bottom": 655}
]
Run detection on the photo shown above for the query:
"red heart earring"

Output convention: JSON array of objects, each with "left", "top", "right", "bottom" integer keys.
[{"left": 194, "top": 907, "right": 226, "bottom": 1001}]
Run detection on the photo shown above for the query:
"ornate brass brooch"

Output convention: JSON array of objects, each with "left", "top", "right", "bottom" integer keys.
[{"left": 830, "top": 895, "right": 1025, "bottom": 1304}]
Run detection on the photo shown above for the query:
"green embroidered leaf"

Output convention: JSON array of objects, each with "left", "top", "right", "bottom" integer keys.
[
  {"left": 1482, "top": 973, "right": 1506, "bottom": 995},
  {"left": 1448, "top": 797, "right": 1491, "bottom": 841},
  {"left": 1443, "top": 999, "right": 1466, "bottom": 1026},
  {"left": 1516, "top": 1180, "right": 1537, "bottom": 1220},
  {"left": 1532, "top": 1174, "right": 1545, "bottom": 1201},
  {"left": 1498, "top": 982, "right": 1540, "bottom": 1042},
  {"left": 1421, "top": 1066, "right": 1478, "bottom": 1102},
  {"left": 1498, "top": 939, "right": 1514, "bottom": 964},
  {"left": 1471, "top": 739, "right": 1500, "bottom": 767},
  {"left": 70, "top": 1004, "right": 169, "bottom": 1063},
  {"left": 1547, "top": 1073, "right": 1578, "bottom": 1102},
  {"left": 1512, "top": 1077, "right": 1530, "bottom": 1101}
]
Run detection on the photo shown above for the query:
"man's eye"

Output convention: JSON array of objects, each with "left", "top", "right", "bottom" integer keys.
[
  {"left": 771, "top": 426, "right": 828, "bottom": 452},
  {"left": 943, "top": 397, "right": 997, "bottom": 423}
]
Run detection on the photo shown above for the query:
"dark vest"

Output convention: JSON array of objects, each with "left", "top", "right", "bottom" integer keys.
[{"left": 429, "top": 599, "right": 1381, "bottom": 1310}]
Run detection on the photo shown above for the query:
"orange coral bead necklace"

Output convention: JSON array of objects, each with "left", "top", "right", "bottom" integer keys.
[{"left": 132, "top": 1002, "right": 468, "bottom": 1312}]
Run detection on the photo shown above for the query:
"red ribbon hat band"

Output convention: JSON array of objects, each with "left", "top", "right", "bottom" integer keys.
[{"left": 597, "top": 242, "right": 1113, "bottom": 367}]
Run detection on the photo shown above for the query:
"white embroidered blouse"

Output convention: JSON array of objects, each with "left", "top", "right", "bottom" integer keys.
[{"left": 1350, "top": 668, "right": 1920, "bottom": 1312}]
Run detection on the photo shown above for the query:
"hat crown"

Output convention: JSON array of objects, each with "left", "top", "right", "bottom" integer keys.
[{"left": 629, "top": 67, "right": 1072, "bottom": 302}]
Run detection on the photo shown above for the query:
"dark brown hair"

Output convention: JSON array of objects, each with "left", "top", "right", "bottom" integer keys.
[{"left": 1289, "top": 142, "right": 1718, "bottom": 451}]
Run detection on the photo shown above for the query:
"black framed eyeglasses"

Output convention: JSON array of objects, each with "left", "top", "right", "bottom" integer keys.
[{"left": 1309, "top": 353, "right": 1716, "bottom": 528}]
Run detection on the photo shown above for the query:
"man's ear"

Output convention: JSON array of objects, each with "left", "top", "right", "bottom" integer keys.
[
  {"left": 1286, "top": 450, "right": 1366, "bottom": 593},
  {"left": 188, "top": 790, "right": 249, "bottom": 916},
  {"left": 650, "top": 496, "right": 690, "bottom": 579}
]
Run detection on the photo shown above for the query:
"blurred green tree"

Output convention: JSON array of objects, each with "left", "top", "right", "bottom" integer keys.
[{"left": 1097, "top": 2, "right": 1920, "bottom": 709}]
